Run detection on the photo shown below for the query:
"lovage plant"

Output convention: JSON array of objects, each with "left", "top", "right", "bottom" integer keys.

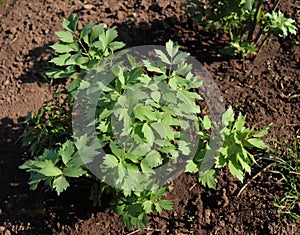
[
  {"left": 20, "top": 14, "right": 271, "bottom": 230},
  {"left": 183, "top": 0, "right": 297, "bottom": 57}
]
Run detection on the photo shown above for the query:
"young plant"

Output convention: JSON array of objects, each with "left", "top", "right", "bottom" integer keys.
[
  {"left": 183, "top": 0, "right": 297, "bottom": 57},
  {"left": 21, "top": 14, "right": 125, "bottom": 156},
  {"left": 186, "top": 107, "right": 271, "bottom": 188},
  {"left": 269, "top": 140, "right": 300, "bottom": 220},
  {"left": 20, "top": 15, "right": 271, "bottom": 231}
]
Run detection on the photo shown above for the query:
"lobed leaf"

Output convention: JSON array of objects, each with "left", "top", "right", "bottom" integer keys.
[
  {"left": 63, "top": 165, "right": 86, "bottom": 177},
  {"left": 55, "top": 31, "right": 74, "bottom": 43},
  {"left": 38, "top": 160, "right": 62, "bottom": 177},
  {"left": 53, "top": 176, "right": 70, "bottom": 195},
  {"left": 222, "top": 106, "right": 235, "bottom": 126},
  {"left": 198, "top": 169, "right": 217, "bottom": 189}
]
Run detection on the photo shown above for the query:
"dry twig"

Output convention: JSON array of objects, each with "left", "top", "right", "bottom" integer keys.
[{"left": 237, "top": 163, "right": 276, "bottom": 197}]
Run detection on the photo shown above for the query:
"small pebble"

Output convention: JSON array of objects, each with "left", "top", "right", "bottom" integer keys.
[{"left": 84, "top": 4, "right": 95, "bottom": 10}]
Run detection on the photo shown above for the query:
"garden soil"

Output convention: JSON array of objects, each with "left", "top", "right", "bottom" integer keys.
[{"left": 0, "top": 0, "right": 299, "bottom": 234}]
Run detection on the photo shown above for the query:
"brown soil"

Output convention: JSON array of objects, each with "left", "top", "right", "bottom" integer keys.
[{"left": 0, "top": 0, "right": 299, "bottom": 234}]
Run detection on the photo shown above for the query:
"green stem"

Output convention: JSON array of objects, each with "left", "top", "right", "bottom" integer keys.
[
  {"left": 247, "top": 0, "right": 263, "bottom": 41},
  {"left": 78, "top": 38, "right": 92, "bottom": 60},
  {"left": 254, "top": 0, "right": 281, "bottom": 46}
]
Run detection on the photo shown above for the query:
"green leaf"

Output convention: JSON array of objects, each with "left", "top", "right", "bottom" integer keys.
[
  {"left": 151, "top": 90, "right": 161, "bottom": 102},
  {"left": 109, "top": 41, "right": 126, "bottom": 51},
  {"left": 76, "top": 56, "right": 89, "bottom": 66},
  {"left": 166, "top": 40, "right": 179, "bottom": 58},
  {"left": 142, "top": 200, "right": 154, "bottom": 213},
  {"left": 228, "top": 160, "right": 244, "bottom": 182},
  {"left": 237, "top": 154, "right": 251, "bottom": 173},
  {"left": 154, "top": 202, "right": 162, "bottom": 213},
  {"left": 131, "top": 212, "right": 148, "bottom": 230},
  {"left": 100, "top": 28, "right": 118, "bottom": 49},
  {"left": 58, "top": 140, "right": 75, "bottom": 165},
  {"left": 40, "top": 149, "right": 59, "bottom": 162},
  {"left": 118, "top": 161, "right": 126, "bottom": 181},
  {"left": 222, "top": 106, "right": 235, "bottom": 126},
  {"left": 178, "top": 140, "right": 191, "bottom": 155},
  {"left": 233, "top": 113, "right": 246, "bottom": 131},
  {"left": 39, "top": 161, "right": 62, "bottom": 177},
  {"left": 202, "top": 115, "right": 211, "bottom": 130},
  {"left": 28, "top": 173, "right": 45, "bottom": 190},
  {"left": 50, "top": 43, "right": 76, "bottom": 53},
  {"left": 185, "top": 160, "right": 199, "bottom": 173},
  {"left": 143, "top": 60, "right": 164, "bottom": 74},
  {"left": 173, "top": 51, "right": 189, "bottom": 65},
  {"left": 49, "top": 53, "right": 71, "bottom": 66},
  {"left": 110, "top": 142, "right": 125, "bottom": 160},
  {"left": 53, "top": 176, "right": 70, "bottom": 195},
  {"left": 68, "top": 153, "right": 85, "bottom": 167},
  {"left": 150, "top": 122, "right": 169, "bottom": 139},
  {"left": 215, "top": 152, "right": 227, "bottom": 167},
  {"left": 46, "top": 67, "right": 76, "bottom": 79},
  {"left": 158, "top": 200, "right": 172, "bottom": 211},
  {"left": 62, "top": 14, "right": 78, "bottom": 32},
  {"left": 178, "top": 102, "right": 200, "bottom": 114},
  {"left": 55, "top": 31, "right": 74, "bottom": 43},
  {"left": 253, "top": 125, "right": 270, "bottom": 138},
  {"left": 241, "top": 0, "right": 255, "bottom": 11},
  {"left": 246, "top": 138, "right": 269, "bottom": 149},
  {"left": 154, "top": 49, "right": 171, "bottom": 64},
  {"left": 144, "top": 150, "right": 163, "bottom": 168},
  {"left": 63, "top": 165, "right": 86, "bottom": 177},
  {"left": 198, "top": 169, "right": 216, "bottom": 189},
  {"left": 103, "top": 154, "right": 119, "bottom": 167},
  {"left": 79, "top": 80, "right": 90, "bottom": 89},
  {"left": 176, "top": 62, "right": 192, "bottom": 76},
  {"left": 141, "top": 159, "right": 153, "bottom": 173},
  {"left": 130, "top": 144, "right": 151, "bottom": 156},
  {"left": 68, "top": 78, "right": 81, "bottom": 92},
  {"left": 151, "top": 187, "right": 167, "bottom": 201},
  {"left": 80, "top": 23, "right": 93, "bottom": 45},
  {"left": 134, "top": 105, "right": 157, "bottom": 122},
  {"left": 142, "top": 123, "right": 154, "bottom": 145},
  {"left": 90, "top": 24, "right": 104, "bottom": 42}
]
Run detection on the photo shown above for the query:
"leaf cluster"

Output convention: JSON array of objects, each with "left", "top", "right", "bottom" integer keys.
[
  {"left": 183, "top": 0, "right": 297, "bottom": 57},
  {"left": 114, "top": 186, "right": 172, "bottom": 230},
  {"left": 20, "top": 140, "right": 87, "bottom": 195},
  {"left": 186, "top": 107, "right": 270, "bottom": 189}
]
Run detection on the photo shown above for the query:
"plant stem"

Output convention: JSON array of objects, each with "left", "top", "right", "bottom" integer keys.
[
  {"left": 273, "top": 0, "right": 281, "bottom": 12},
  {"left": 255, "top": 34, "right": 269, "bottom": 57},
  {"left": 78, "top": 38, "right": 92, "bottom": 60},
  {"left": 254, "top": 0, "right": 282, "bottom": 51},
  {"left": 248, "top": 0, "right": 264, "bottom": 41}
]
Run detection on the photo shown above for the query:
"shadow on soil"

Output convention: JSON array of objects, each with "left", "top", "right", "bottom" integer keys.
[
  {"left": 0, "top": 118, "right": 97, "bottom": 233},
  {"left": 18, "top": 14, "right": 228, "bottom": 86}
]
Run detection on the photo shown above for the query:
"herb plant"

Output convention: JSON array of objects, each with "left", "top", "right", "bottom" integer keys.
[
  {"left": 183, "top": 0, "right": 297, "bottom": 57},
  {"left": 20, "top": 14, "right": 271, "bottom": 231},
  {"left": 186, "top": 107, "right": 271, "bottom": 188}
]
